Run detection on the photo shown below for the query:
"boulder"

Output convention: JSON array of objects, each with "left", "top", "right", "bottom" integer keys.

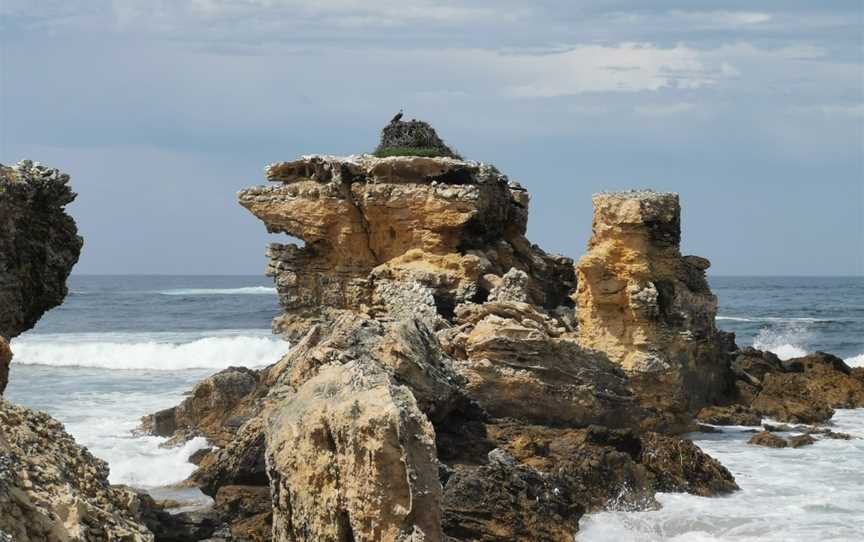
[
  {"left": 748, "top": 431, "right": 788, "bottom": 448},
  {"left": 751, "top": 372, "right": 835, "bottom": 424},
  {"left": 266, "top": 361, "right": 442, "bottom": 542},
  {"left": 787, "top": 434, "right": 816, "bottom": 448},
  {"left": 696, "top": 404, "right": 761, "bottom": 426}
]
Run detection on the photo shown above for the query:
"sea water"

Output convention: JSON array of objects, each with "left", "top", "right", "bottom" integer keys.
[
  {"left": 580, "top": 276, "right": 864, "bottom": 542},
  {"left": 4, "top": 275, "right": 863, "bottom": 538},
  {"left": 5, "top": 275, "right": 289, "bottom": 491}
]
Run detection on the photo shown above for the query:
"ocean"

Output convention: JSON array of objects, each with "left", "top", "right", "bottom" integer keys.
[{"left": 5, "top": 275, "right": 863, "bottom": 540}]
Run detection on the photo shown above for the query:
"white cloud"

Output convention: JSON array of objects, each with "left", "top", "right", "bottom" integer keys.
[
  {"left": 107, "top": 0, "right": 521, "bottom": 28},
  {"left": 668, "top": 10, "right": 772, "bottom": 27},
  {"left": 792, "top": 104, "right": 864, "bottom": 118},
  {"left": 486, "top": 43, "right": 726, "bottom": 97},
  {"left": 635, "top": 102, "right": 697, "bottom": 116}
]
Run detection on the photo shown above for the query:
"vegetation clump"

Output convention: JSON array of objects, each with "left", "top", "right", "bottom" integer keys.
[{"left": 373, "top": 115, "right": 461, "bottom": 159}]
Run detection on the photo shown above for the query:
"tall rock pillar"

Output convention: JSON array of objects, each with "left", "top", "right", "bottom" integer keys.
[{"left": 575, "top": 191, "right": 734, "bottom": 429}]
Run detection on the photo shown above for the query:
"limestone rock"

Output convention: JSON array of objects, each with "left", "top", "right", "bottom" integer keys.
[
  {"left": 265, "top": 361, "right": 442, "bottom": 542},
  {"left": 574, "top": 190, "right": 734, "bottom": 423},
  {"left": 0, "top": 398, "right": 154, "bottom": 542},
  {"left": 442, "top": 299, "right": 642, "bottom": 428},
  {"left": 140, "top": 366, "right": 262, "bottom": 447},
  {"left": 0, "top": 161, "right": 83, "bottom": 346},
  {"left": 239, "top": 155, "right": 574, "bottom": 340}
]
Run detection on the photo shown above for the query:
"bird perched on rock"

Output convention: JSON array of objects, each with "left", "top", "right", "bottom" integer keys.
[{"left": 390, "top": 109, "right": 403, "bottom": 123}]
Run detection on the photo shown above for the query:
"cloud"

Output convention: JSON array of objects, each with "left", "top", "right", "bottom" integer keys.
[
  {"left": 667, "top": 10, "right": 772, "bottom": 27},
  {"left": 635, "top": 102, "right": 697, "bottom": 116},
  {"left": 792, "top": 104, "right": 864, "bottom": 118},
  {"left": 486, "top": 44, "right": 727, "bottom": 97}
]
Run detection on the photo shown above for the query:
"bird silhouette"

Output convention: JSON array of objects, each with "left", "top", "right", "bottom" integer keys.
[{"left": 390, "top": 109, "right": 403, "bottom": 123}]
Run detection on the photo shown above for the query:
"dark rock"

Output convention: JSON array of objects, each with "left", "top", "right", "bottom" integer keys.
[
  {"left": 732, "top": 348, "right": 784, "bottom": 382},
  {"left": 0, "top": 161, "right": 83, "bottom": 393},
  {"left": 442, "top": 462, "right": 583, "bottom": 542},
  {"left": 638, "top": 433, "right": 738, "bottom": 496},
  {"left": 189, "top": 447, "right": 212, "bottom": 466},
  {"left": 748, "top": 431, "right": 788, "bottom": 448}
]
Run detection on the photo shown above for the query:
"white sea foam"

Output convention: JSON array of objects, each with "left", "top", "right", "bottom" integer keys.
[
  {"left": 157, "top": 286, "right": 277, "bottom": 295},
  {"left": 846, "top": 353, "right": 864, "bottom": 368},
  {"left": 578, "top": 409, "right": 864, "bottom": 541},
  {"left": 717, "top": 316, "right": 831, "bottom": 323},
  {"left": 10, "top": 330, "right": 289, "bottom": 370},
  {"left": 751, "top": 325, "right": 810, "bottom": 360}
]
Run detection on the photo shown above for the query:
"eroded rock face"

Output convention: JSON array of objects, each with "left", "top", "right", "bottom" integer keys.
[
  {"left": 0, "top": 398, "right": 153, "bottom": 542},
  {"left": 574, "top": 191, "right": 734, "bottom": 425},
  {"left": 0, "top": 338, "right": 10, "bottom": 398},
  {"left": 238, "top": 155, "right": 574, "bottom": 340},
  {"left": 0, "top": 161, "right": 83, "bottom": 344}
]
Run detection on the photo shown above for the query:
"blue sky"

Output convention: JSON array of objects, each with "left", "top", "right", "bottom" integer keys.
[{"left": 1, "top": 1, "right": 861, "bottom": 275}]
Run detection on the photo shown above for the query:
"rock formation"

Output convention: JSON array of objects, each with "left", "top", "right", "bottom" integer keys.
[
  {"left": 143, "top": 143, "right": 748, "bottom": 541},
  {"left": 239, "top": 155, "right": 574, "bottom": 341},
  {"left": 0, "top": 160, "right": 83, "bottom": 394},
  {"left": 0, "top": 161, "right": 153, "bottom": 541},
  {"left": 574, "top": 191, "right": 735, "bottom": 429}
]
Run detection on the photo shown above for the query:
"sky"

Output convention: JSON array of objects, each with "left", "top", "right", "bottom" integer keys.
[{"left": 1, "top": 1, "right": 862, "bottom": 275}]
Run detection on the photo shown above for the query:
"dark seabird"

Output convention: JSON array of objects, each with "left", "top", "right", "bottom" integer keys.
[{"left": 390, "top": 109, "right": 403, "bottom": 123}]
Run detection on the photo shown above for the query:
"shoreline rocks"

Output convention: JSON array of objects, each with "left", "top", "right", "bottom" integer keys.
[{"left": 1, "top": 161, "right": 153, "bottom": 541}]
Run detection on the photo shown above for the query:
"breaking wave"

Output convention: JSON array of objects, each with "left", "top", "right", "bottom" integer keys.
[
  {"left": 157, "top": 286, "right": 277, "bottom": 296},
  {"left": 717, "top": 315, "right": 832, "bottom": 323},
  {"left": 10, "top": 331, "right": 289, "bottom": 370},
  {"left": 751, "top": 325, "right": 810, "bottom": 360},
  {"left": 846, "top": 353, "right": 864, "bottom": 368}
]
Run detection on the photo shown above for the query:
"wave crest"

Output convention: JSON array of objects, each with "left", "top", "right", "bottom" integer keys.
[
  {"left": 10, "top": 333, "right": 289, "bottom": 370},
  {"left": 157, "top": 286, "right": 277, "bottom": 296}
]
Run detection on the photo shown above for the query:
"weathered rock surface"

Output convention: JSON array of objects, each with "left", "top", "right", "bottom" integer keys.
[
  {"left": 238, "top": 154, "right": 574, "bottom": 341},
  {"left": 1, "top": 161, "right": 83, "bottom": 394},
  {"left": 574, "top": 191, "right": 735, "bottom": 429},
  {"left": 0, "top": 398, "right": 153, "bottom": 542},
  {"left": 721, "top": 349, "right": 864, "bottom": 424},
  {"left": 0, "top": 161, "right": 83, "bottom": 344},
  {"left": 748, "top": 431, "right": 788, "bottom": 448}
]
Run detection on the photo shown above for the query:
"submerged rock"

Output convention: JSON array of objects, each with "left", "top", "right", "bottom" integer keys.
[{"left": 748, "top": 431, "right": 788, "bottom": 448}]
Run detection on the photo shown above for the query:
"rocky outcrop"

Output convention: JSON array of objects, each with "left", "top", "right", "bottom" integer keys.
[
  {"left": 0, "top": 160, "right": 83, "bottom": 394},
  {"left": 238, "top": 155, "right": 574, "bottom": 341},
  {"left": 0, "top": 161, "right": 154, "bottom": 540},
  {"left": 574, "top": 191, "right": 735, "bottom": 429},
  {"left": 141, "top": 154, "right": 738, "bottom": 542},
  {"left": 708, "top": 349, "right": 864, "bottom": 425},
  {"left": 0, "top": 398, "right": 153, "bottom": 542}
]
